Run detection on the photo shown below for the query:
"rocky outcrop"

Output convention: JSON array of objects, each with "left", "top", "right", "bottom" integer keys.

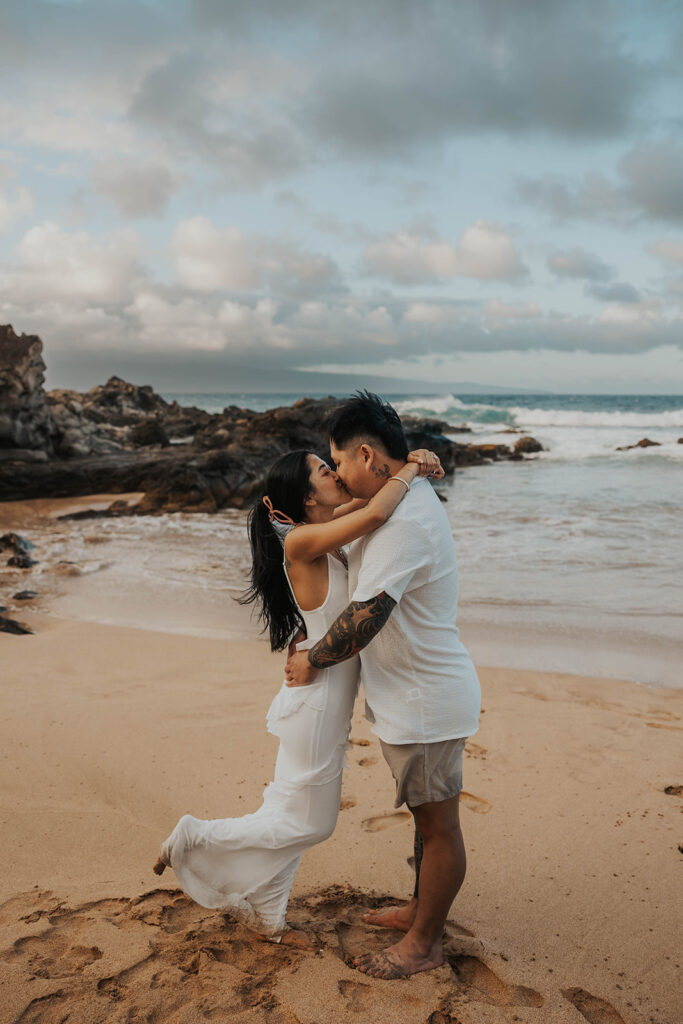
[
  {"left": 0, "top": 391, "right": 546, "bottom": 512},
  {"left": 0, "top": 325, "right": 546, "bottom": 513},
  {"left": 0, "top": 325, "right": 53, "bottom": 454},
  {"left": 47, "top": 376, "right": 186, "bottom": 456}
]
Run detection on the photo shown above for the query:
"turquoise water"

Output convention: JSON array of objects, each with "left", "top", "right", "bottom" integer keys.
[{"left": 165, "top": 391, "right": 683, "bottom": 422}]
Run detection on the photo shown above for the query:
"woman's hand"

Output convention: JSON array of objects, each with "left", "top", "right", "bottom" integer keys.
[{"left": 407, "top": 449, "right": 445, "bottom": 479}]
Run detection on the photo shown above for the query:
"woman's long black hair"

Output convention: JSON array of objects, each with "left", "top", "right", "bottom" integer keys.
[{"left": 238, "top": 449, "right": 314, "bottom": 651}]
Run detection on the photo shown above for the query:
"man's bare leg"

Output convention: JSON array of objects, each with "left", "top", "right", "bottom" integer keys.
[
  {"left": 362, "top": 821, "right": 422, "bottom": 931},
  {"left": 355, "top": 794, "right": 465, "bottom": 979}
]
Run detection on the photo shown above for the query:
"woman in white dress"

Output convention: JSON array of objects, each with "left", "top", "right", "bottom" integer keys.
[{"left": 153, "top": 445, "right": 441, "bottom": 946}]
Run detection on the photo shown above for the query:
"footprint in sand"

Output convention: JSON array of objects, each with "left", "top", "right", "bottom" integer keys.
[
  {"left": 465, "top": 742, "right": 487, "bottom": 759},
  {"left": 428, "top": 1012, "right": 463, "bottom": 1024},
  {"left": 646, "top": 722, "right": 683, "bottom": 732},
  {"left": 349, "top": 737, "right": 371, "bottom": 747},
  {"left": 357, "top": 756, "right": 378, "bottom": 767},
  {"left": 339, "top": 797, "right": 357, "bottom": 810},
  {"left": 459, "top": 791, "right": 492, "bottom": 814},
  {"left": 562, "top": 987, "right": 627, "bottom": 1024},
  {"left": 4, "top": 884, "right": 549, "bottom": 1024},
  {"left": 337, "top": 978, "right": 372, "bottom": 1010},
  {"left": 447, "top": 953, "right": 543, "bottom": 1007},
  {"left": 361, "top": 811, "right": 412, "bottom": 832}
]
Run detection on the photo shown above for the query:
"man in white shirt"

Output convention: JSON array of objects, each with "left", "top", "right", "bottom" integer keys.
[{"left": 285, "top": 391, "right": 481, "bottom": 980}]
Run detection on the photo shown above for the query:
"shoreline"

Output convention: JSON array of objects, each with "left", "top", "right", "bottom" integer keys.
[
  {"left": 2, "top": 492, "right": 681, "bottom": 691},
  {"left": 1, "top": 612, "right": 681, "bottom": 1022}
]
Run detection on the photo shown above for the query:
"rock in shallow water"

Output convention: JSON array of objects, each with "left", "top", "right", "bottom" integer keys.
[
  {"left": 7, "top": 554, "right": 38, "bottom": 568},
  {"left": 0, "top": 614, "right": 32, "bottom": 635},
  {"left": 616, "top": 437, "right": 662, "bottom": 451},
  {"left": 0, "top": 532, "right": 35, "bottom": 554},
  {"left": 514, "top": 436, "right": 544, "bottom": 454}
]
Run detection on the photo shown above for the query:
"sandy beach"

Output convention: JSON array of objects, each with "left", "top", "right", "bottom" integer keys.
[{"left": 1, "top": 580, "right": 681, "bottom": 1024}]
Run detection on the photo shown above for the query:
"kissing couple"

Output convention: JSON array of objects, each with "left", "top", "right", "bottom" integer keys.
[{"left": 154, "top": 391, "right": 481, "bottom": 981}]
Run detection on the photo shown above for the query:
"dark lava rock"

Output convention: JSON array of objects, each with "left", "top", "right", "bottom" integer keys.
[
  {"left": 469, "top": 443, "right": 511, "bottom": 461},
  {"left": 514, "top": 436, "right": 544, "bottom": 454},
  {"left": 130, "top": 419, "right": 170, "bottom": 447},
  {"left": 664, "top": 785, "right": 683, "bottom": 796},
  {"left": 677, "top": 438, "right": 682, "bottom": 444},
  {"left": 0, "top": 329, "right": 548, "bottom": 513},
  {"left": 402, "top": 415, "right": 472, "bottom": 435},
  {"left": 59, "top": 499, "right": 136, "bottom": 521},
  {"left": 0, "top": 324, "right": 53, "bottom": 455},
  {"left": 616, "top": 437, "right": 662, "bottom": 451},
  {"left": 7, "top": 554, "right": 38, "bottom": 568},
  {"left": 0, "top": 532, "right": 35, "bottom": 554},
  {"left": 0, "top": 614, "right": 32, "bottom": 635},
  {"left": 12, "top": 590, "right": 40, "bottom": 600}
]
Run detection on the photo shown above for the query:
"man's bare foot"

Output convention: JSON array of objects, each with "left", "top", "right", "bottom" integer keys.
[
  {"left": 353, "top": 936, "right": 443, "bottom": 980},
  {"left": 152, "top": 857, "right": 166, "bottom": 876},
  {"left": 363, "top": 901, "right": 417, "bottom": 932}
]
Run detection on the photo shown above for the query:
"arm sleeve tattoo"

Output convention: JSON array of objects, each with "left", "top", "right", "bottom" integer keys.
[{"left": 307, "top": 592, "right": 397, "bottom": 669}]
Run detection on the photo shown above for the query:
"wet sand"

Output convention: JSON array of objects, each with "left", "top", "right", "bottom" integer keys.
[{"left": 1, "top": 606, "right": 681, "bottom": 1024}]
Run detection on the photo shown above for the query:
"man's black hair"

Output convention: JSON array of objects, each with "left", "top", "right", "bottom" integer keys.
[{"left": 328, "top": 390, "right": 409, "bottom": 460}]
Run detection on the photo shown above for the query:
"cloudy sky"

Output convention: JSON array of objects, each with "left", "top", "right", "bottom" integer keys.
[{"left": 1, "top": 0, "right": 682, "bottom": 393}]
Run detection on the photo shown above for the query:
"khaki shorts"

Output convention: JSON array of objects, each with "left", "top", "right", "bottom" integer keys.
[{"left": 379, "top": 737, "right": 466, "bottom": 809}]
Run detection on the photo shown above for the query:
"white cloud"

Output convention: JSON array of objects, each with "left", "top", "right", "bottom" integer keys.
[
  {"left": 125, "top": 291, "right": 228, "bottom": 352},
  {"left": 596, "top": 301, "right": 662, "bottom": 328},
  {"left": 485, "top": 299, "right": 542, "bottom": 319},
  {"left": 0, "top": 98, "right": 135, "bottom": 158},
  {"left": 171, "top": 215, "right": 341, "bottom": 295},
  {"left": 548, "top": 247, "right": 612, "bottom": 280},
  {"left": 404, "top": 303, "right": 460, "bottom": 324},
  {"left": 218, "top": 297, "right": 294, "bottom": 350},
  {"left": 647, "top": 239, "right": 683, "bottom": 266},
  {"left": 4, "top": 222, "right": 143, "bottom": 304},
  {"left": 90, "top": 160, "right": 182, "bottom": 218},
  {"left": 365, "top": 221, "right": 526, "bottom": 284},
  {"left": 455, "top": 222, "right": 527, "bottom": 281},
  {"left": 0, "top": 183, "right": 33, "bottom": 233},
  {"left": 172, "top": 217, "right": 259, "bottom": 291}
]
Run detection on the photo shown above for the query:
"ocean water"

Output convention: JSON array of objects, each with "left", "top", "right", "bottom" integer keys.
[{"left": 38, "top": 393, "right": 682, "bottom": 689}]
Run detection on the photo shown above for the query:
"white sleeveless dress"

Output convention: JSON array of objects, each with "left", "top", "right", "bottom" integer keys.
[{"left": 158, "top": 554, "right": 359, "bottom": 936}]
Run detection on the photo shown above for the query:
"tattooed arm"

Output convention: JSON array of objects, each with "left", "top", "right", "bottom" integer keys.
[{"left": 284, "top": 592, "right": 396, "bottom": 686}]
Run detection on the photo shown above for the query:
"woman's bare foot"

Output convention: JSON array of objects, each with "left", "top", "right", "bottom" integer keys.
[
  {"left": 363, "top": 899, "right": 417, "bottom": 932},
  {"left": 255, "top": 928, "right": 319, "bottom": 951},
  {"left": 281, "top": 928, "right": 319, "bottom": 951},
  {"left": 152, "top": 857, "right": 166, "bottom": 876}
]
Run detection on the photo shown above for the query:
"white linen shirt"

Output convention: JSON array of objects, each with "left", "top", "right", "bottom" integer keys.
[{"left": 348, "top": 476, "right": 481, "bottom": 745}]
